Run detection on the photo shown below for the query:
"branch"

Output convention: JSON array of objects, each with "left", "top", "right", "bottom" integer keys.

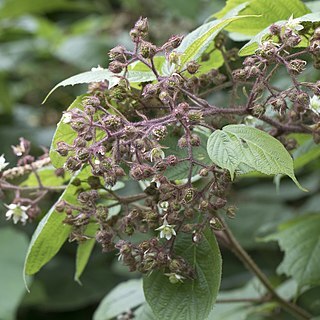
[{"left": 220, "top": 218, "right": 312, "bottom": 320}]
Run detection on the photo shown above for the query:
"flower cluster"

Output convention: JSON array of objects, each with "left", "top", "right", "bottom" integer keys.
[{"left": 1, "top": 18, "right": 320, "bottom": 283}]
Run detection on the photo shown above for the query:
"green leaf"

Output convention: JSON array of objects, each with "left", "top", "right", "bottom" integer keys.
[
  {"left": 0, "top": 0, "right": 91, "bottom": 19},
  {"left": 143, "top": 228, "right": 222, "bottom": 320},
  {"left": 23, "top": 168, "right": 89, "bottom": 281},
  {"left": 0, "top": 228, "right": 30, "bottom": 320},
  {"left": 207, "top": 124, "right": 306, "bottom": 191},
  {"left": 93, "top": 279, "right": 145, "bottom": 320},
  {"left": 239, "top": 12, "right": 320, "bottom": 56},
  {"left": 43, "top": 69, "right": 120, "bottom": 103},
  {"left": 49, "top": 95, "right": 85, "bottom": 168},
  {"left": 264, "top": 214, "right": 320, "bottom": 288},
  {"left": 196, "top": 44, "right": 224, "bottom": 75},
  {"left": 292, "top": 136, "right": 320, "bottom": 170},
  {"left": 213, "top": 0, "right": 310, "bottom": 35},
  {"left": 21, "top": 167, "right": 70, "bottom": 187},
  {"left": 175, "top": 15, "right": 256, "bottom": 69},
  {"left": 135, "top": 303, "right": 157, "bottom": 320},
  {"left": 74, "top": 223, "right": 98, "bottom": 283}
]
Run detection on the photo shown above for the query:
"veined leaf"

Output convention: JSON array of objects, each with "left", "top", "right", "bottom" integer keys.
[
  {"left": 49, "top": 95, "right": 86, "bottom": 168},
  {"left": 239, "top": 12, "right": 320, "bottom": 56},
  {"left": 93, "top": 279, "right": 145, "bottom": 320},
  {"left": 23, "top": 167, "right": 90, "bottom": 283},
  {"left": 143, "top": 228, "right": 222, "bottom": 320},
  {"left": 43, "top": 68, "right": 121, "bottom": 103},
  {"left": 263, "top": 214, "right": 320, "bottom": 288},
  {"left": 74, "top": 223, "right": 98, "bottom": 283},
  {"left": 207, "top": 124, "right": 306, "bottom": 191},
  {"left": 175, "top": 15, "right": 257, "bottom": 69},
  {"left": 213, "top": 0, "right": 310, "bottom": 36}
]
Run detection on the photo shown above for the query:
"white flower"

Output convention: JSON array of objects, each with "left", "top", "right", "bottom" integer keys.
[
  {"left": 150, "top": 147, "right": 165, "bottom": 163},
  {"left": 62, "top": 112, "right": 72, "bottom": 124},
  {"left": 165, "top": 273, "right": 185, "bottom": 284},
  {"left": 155, "top": 218, "right": 176, "bottom": 240},
  {"left": 309, "top": 95, "right": 320, "bottom": 115},
  {"left": 0, "top": 154, "right": 9, "bottom": 171},
  {"left": 5, "top": 203, "right": 30, "bottom": 225},
  {"left": 286, "top": 15, "right": 304, "bottom": 32}
]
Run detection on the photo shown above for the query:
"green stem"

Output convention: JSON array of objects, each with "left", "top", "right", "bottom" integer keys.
[{"left": 220, "top": 219, "right": 312, "bottom": 320}]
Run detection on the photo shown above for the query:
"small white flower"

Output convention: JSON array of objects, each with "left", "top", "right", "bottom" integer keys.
[
  {"left": 155, "top": 218, "right": 176, "bottom": 240},
  {"left": 11, "top": 142, "right": 25, "bottom": 157},
  {"left": 62, "top": 112, "right": 72, "bottom": 124},
  {"left": 165, "top": 273, "right": 185, "bottom": 284},
  {"left": 309, "top": 95, "right": 320, "bottom": 115},
  {"left": 286, "top": 15, "right": 304, "bottom": 32},
  {"left": 5, "top": 203, "right": 30, "bottom": 225},
  {"left": 0, "top": 154, "right": 9, "bottom": 171},
  {"left": 150, "top": 147, "right": 165, "bottom": 163}
]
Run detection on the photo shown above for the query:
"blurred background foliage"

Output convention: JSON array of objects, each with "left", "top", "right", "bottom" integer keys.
[{"left": 1, "top": 0, "right": 320, "bottom": 319}]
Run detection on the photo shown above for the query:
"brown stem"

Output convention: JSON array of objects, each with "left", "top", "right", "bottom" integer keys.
[{"left": 220, "top": 218, "right": 312, "bottom": 320}]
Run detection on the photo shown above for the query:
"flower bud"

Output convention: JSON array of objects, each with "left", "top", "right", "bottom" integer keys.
[
  {"left": 166, "top": 155, "right": 178, "bottom": 166},
  {"left": 134, "top": 17, "right": 148, "bottom": 33},
  {"left": 76, "top": 148, "right": 91, "bottom": 162},
  {"left": 108, "top": 45, "right": 126, "bottom": 63},
  {"left": 140, "top": 42, "right": 157, "bottom": 58},
  {"left": 108, "top": 61, "right": 124, "bottom": 74},
  {"left": 168, "top": 35, "right": 184, "bottom": 48},
  {"left": 186, "top": 61, "right": 200, "bottom": 74},
  {"left": 159, "top": 91, "right": 171, "bottom": 104},
  {"left": 87, "top": 176, "right": 102, "bottom": 189},
  {"left": 152, "top": 126, "right": 167, "bottom": 140},
  {"left": 190, "top": 134, "right": 201, "bottom": 146},
  {"left": 65, "top": 156, "right": 81, "bottom": 171},
  {"left": 130, "top": 164, "right": 155, "bottom": 180},
  {"left": 209, "top": 217, "right": 224, "bottom": 230}
]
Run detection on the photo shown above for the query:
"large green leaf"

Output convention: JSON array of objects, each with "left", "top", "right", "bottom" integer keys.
[
  {"left": 213, "top": 0, "right": 310, "bottom": 36},
  {"left": 23, "top": 168, "right": 89, "bottom": 281},
  {"left": 264, "top": 214, "right": 320, "bottom": 288},
  {"left": 174, "top": 15, "right": 255, "bottom": 70},
  {"left": 143, "top": 228, "right": 222, "bottom": 320},
  {"left": 93, "top": 279, "right": 145, "bottom": 320},
  {"left": 43, "top": 69, "right": 120, "bottom": 103},
  {"left": 49, "top": 95, "right": 86, "bottom": 168},
  {"left": 0, "top": 228, "right": 30, "bottom": 320},
  {"left": 239, "top": 12, "right": 320, "bottom": 56},
  {"left": 74, "top": 223, "right": 98, "bottom": 283},
  {"left": 21, "top": 167, "right": 70, "bottom": 187},
  {"left": 207, "top": 124, "right": 306, "bottom": 191}
]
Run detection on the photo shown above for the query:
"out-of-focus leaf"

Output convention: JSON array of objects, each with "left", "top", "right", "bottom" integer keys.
[
  {"left": 0, "top": 0, "right": 91, "bottom": 19},
  {"left": 264, "top": 214, "right": 320, "bottom": 288},
  {"left": 93, "top": 279, "right": 144, "bottom": 320},
  {"left": 0, "top": 227, "right": 30, "bottom": 320}
]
